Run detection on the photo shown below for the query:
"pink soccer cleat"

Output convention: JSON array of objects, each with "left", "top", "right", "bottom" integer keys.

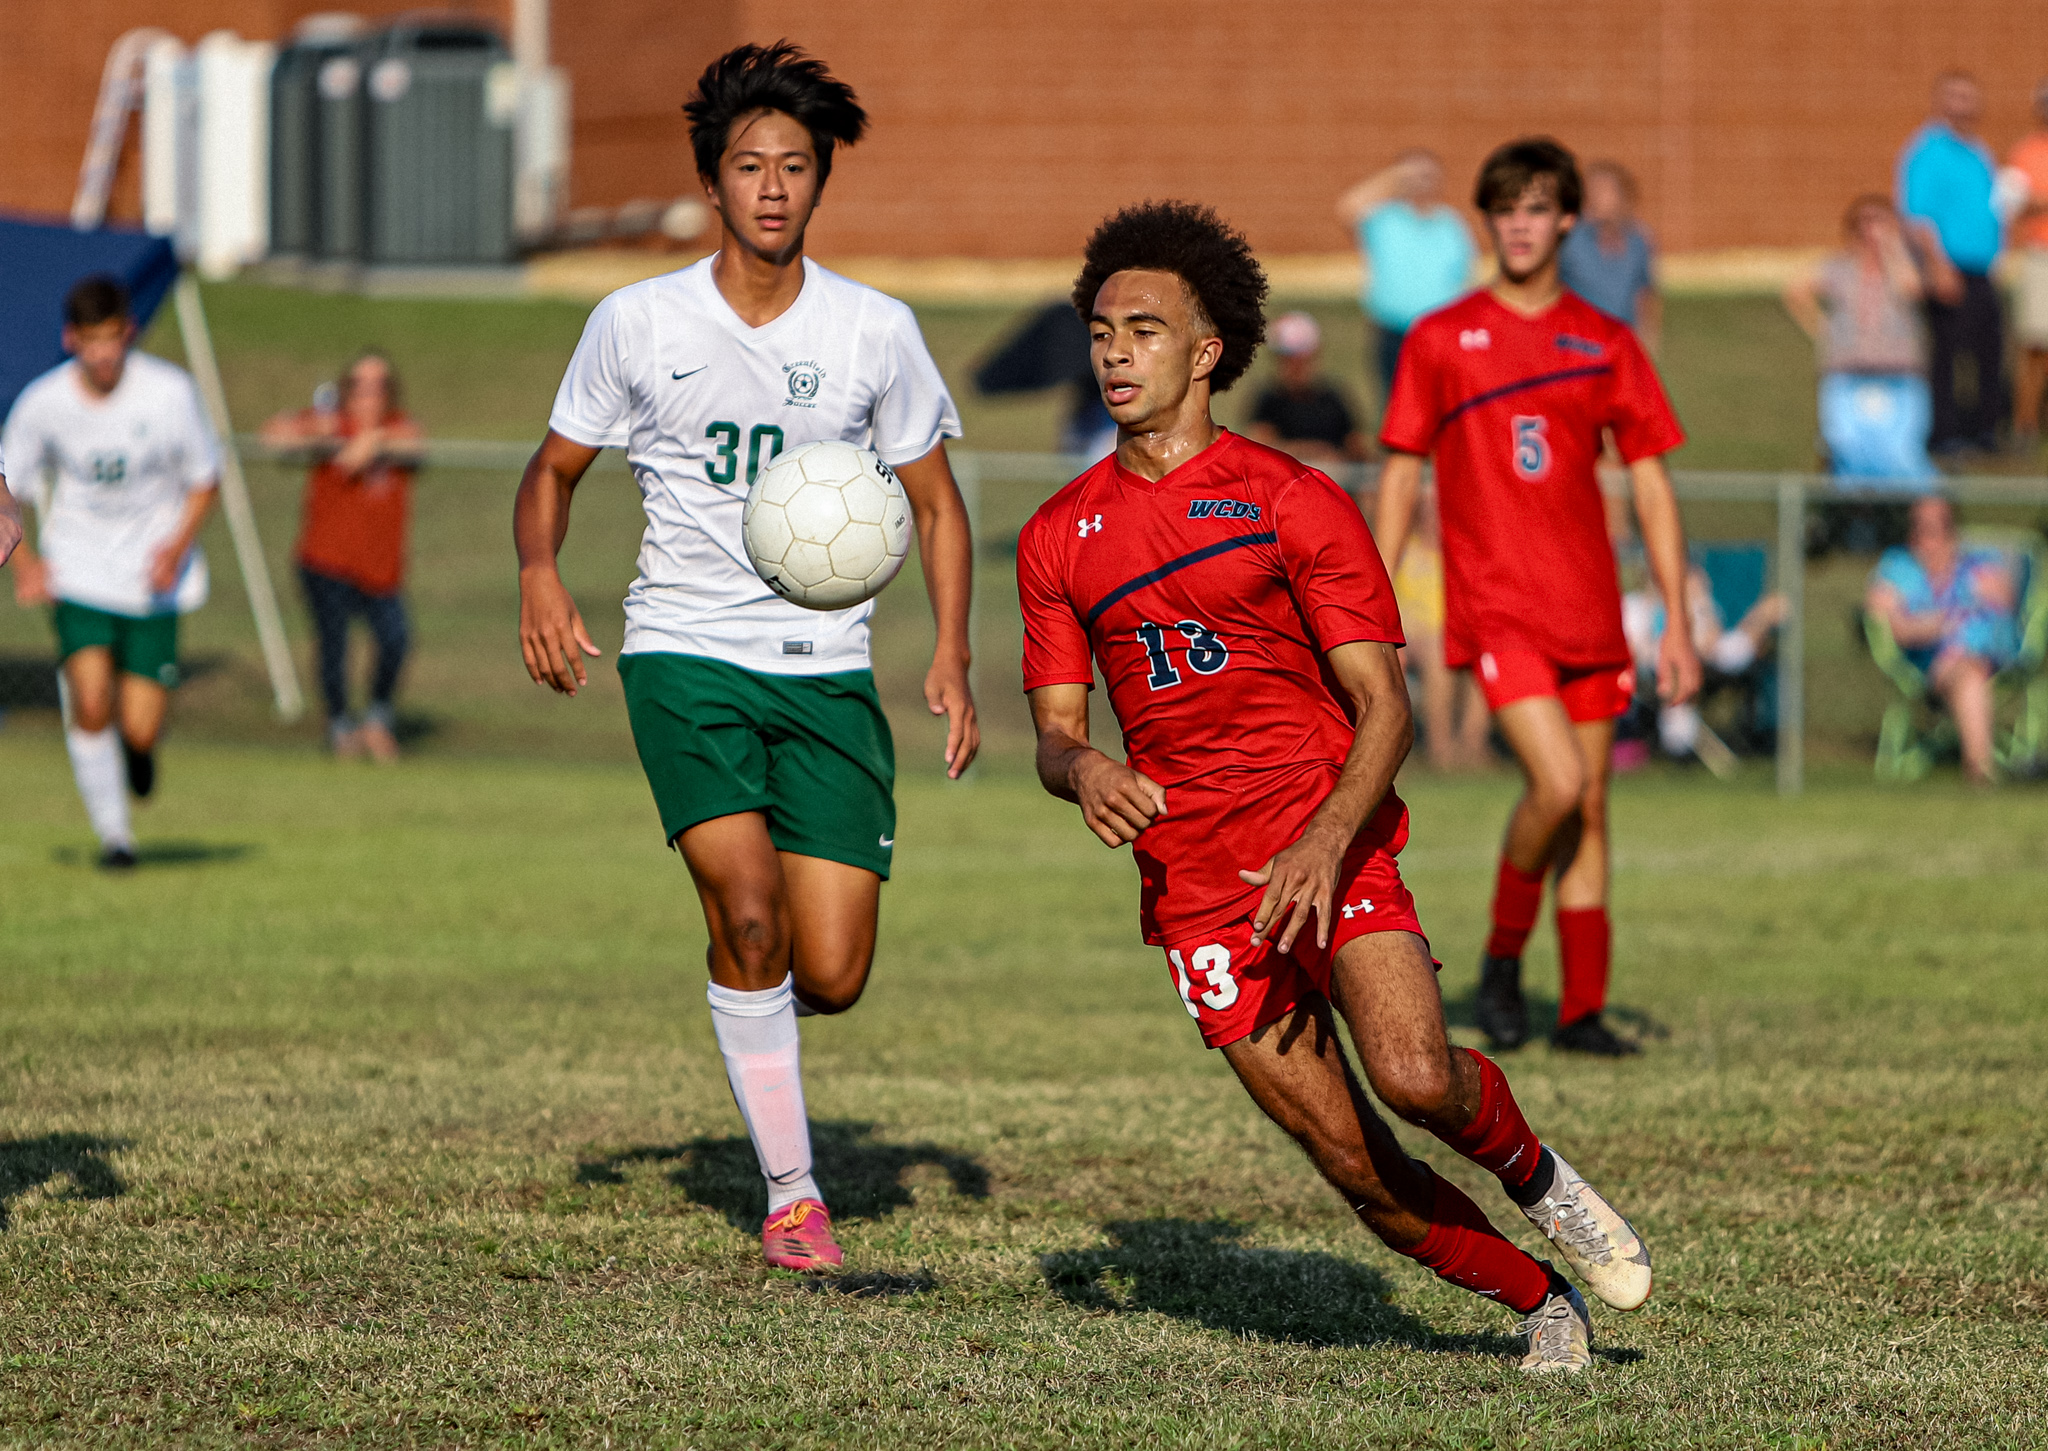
[{"left": 761, "top": 1198, "right": 843, "bottom": 1272}]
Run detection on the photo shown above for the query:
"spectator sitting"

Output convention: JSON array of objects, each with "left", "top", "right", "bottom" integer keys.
[
  {"left": 1782, "top": 195, "right": 1955, "bottom": 488},
  {"left": 1246, "top": 312, "right": 1367, "bottom": 465},
  {"left": 1388, "top": 489, "right": 1493, "bottom": 771},
  {"left": 1559, "top": 160, "right": 1661, "bottom": 352},
  {"left": 1866, "top": 495, "right": 2019, "bottom": 784},
  {"left": 260, "top": 352, "right": 424, "bottom": 762},
  {"left": 1897, "top": 70, "right": 2007, "bottom": 457},
  {"left": 2005, "top": 79, "right": 2048, "bottom": 452},
  {"left": 1623, "top": 565, "right": 1785, "bottom": 761},
  {"left": 1336, "top": 149, "right": 1476, "bottom": 404}
]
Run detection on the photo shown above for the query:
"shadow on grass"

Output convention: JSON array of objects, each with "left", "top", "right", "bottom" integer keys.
[
  {"left": 1442, "top": 983, "right": 1670, "bottom": 1046},
  {"left": 50, "top": 841, "right": 258, "bottom": 869},
  {"left": 1042, "top": 1219, "right": 1525, "bottom": 1356},
  {"left": 0, "top": 1134, "right": 129, "bottom": 1230},
  {"left": 577, "top": 1120, "right": 990, "bottom": 1229}
]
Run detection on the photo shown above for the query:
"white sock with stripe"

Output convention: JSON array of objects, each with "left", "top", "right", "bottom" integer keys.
[
  {"left": 706, "top": 973, "right": 821, "bottom": 1214},
  {"left": 65, "top": 725, "right": 133, "bottom": 852}
]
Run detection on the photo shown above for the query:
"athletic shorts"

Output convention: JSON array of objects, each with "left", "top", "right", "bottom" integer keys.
[
  {"left": 1160, "top": 840, "right": 1431, "bottom": 1049},
  {"left": 52, "top": 601, "right": 181, "bottom": 687},
  {"left": 1475, "top": 648, "right": 1634, "bottom": 722},
  {"left": 618, "top": 651, "right": 895, "bottom": 878}
]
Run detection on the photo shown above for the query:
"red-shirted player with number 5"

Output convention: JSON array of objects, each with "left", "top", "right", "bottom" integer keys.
[
  {"left": 1019, "top": 201, "right": 1653, "bottom": 1373},
  {"left": 1376, "top": 139, "right": 1702, "bottom": 1058}
]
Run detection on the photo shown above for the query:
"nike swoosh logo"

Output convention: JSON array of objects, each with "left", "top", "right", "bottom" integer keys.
[
  {"left": 671, "top": 366, "right": 707, "bottom": 380},
  {"left": 878, "top": 837, "right": 894, "bottom": 847}
]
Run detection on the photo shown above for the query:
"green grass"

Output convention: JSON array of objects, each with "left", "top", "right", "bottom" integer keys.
[{"left": 3, "top": 738, "right": 2046, "bottom": 1446}]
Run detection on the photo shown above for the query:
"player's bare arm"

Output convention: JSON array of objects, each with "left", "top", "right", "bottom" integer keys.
[
  {"left": 1028, "top": 682, "right": 1167, "bottom": 847},
  {"left": 146, "top": 483, "right": 218, "bottom": 594},
  {"left": 0, "top": 480, "right": 22, "bottom": 568},
  {"left": 1628, "top": 455, "right": 1701, "bottom": 703},
  {"left": 1371, "top": 450, "right": 1425, "bottom": 578},
  {"left": 1241, "top": 640, "right": 1413, "bottom": 955},
  {"left": 891, "top": 444, "right": 979, "bottom": 777},
  {"left": 513, "top": 430, "right": 604, "bottom": 695}
]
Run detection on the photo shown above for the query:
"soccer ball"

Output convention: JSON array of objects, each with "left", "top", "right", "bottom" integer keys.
[{"left": 742, "top": 441, "right": 913, "bottom": 610}]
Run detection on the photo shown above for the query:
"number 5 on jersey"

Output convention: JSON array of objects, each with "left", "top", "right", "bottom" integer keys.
[{"left": 1511, "top": 415, "right": 1551, "bottom": 482}]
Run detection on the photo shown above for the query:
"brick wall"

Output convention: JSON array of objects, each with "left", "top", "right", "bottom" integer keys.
[{"left": 8, "top": 0, "right": 2048, "bottom": 258}]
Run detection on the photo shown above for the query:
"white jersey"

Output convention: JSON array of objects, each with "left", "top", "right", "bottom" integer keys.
[
  {"left": 2, "top": 353, "right": 219, "bottom": 618},
  {"left": 548, "top": 255, "right": 960, "bottom": 674}
]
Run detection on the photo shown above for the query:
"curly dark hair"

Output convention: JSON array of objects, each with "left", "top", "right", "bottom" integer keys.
[
  {"left": 683, "top": 41, "right": 867, "bottom": 185},
  {"left": 1071, "top": 201, "right": 1268, "bottom": 394},
  {"left": 1474, "top": 137, "right": 1582, "bottom": 216}
]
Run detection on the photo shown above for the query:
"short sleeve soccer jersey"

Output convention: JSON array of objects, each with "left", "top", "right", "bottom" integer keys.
[
  {"left": 1379, "top": 290, "right": 1683, "bottom": 670},
  {"left": 1018, "top": 431, "right": 1409, "bottom": 944},
  {"left": 2, "top": 353, "right": 219, "bottom": 618},
  {"left": 549, "top": 255, "right": 961, "bottom": 674}
]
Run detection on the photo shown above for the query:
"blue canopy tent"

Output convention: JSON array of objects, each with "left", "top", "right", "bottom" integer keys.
[{"left": 0, "top": 212, "right": 302, "bottom": 717}]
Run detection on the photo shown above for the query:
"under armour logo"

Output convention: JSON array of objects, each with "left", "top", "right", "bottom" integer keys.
[
  {"left": 1340, "top": 898, "right": 1375, "bottom": 920},
  {"left": 1459, "top": 328, "right": 1492, "bottom": 351},
  {"left": 1077, "top": 514, "right": 1103, "bottom": 538}
]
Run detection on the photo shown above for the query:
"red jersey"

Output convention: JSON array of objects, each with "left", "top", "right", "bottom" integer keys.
[
  {"left": 293, "top": 412, "right": 416, "bottom": 596},
  {"left": 1018, "top": 431, "right": 1408, "bottom": 944},
  {"left": 1379, "top": 290, "right": 1683, "bottom": 669}
]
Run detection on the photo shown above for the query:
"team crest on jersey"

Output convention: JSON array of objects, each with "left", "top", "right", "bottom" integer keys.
[
  {"left": 782, "top": 360, "right": 825, "bottom": 408},
  {"left": 1554, "top": 334, "right": 1603, "bottom": 357},
  {"left": 1459, "top": 328, "right": 1491, "bottom": 351},
  {"left": 1186, "top": 499, "right": 1262, "bottom": 521}
]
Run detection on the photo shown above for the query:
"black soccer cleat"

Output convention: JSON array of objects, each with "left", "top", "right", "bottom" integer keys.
[
  {"left": 123, "top": 743, "right": 155, "bottom": 799},
  {"left": 1551, "top": 1013, "right": 1641, "bottom": 1057},
  {"left": 1476, "top": 954, "right": 1529, "bottom": 1050},
  {"left": 98, "top": 845, "right": 138, "bottom": 872}
]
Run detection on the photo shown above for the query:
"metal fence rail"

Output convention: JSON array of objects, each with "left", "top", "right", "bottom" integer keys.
[{"left": 238, "top": 436, "right": 2048, "bottom": 796}]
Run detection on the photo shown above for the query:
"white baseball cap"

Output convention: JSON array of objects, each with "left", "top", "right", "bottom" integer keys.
[{"left": 1270, "top": 311, "right": 1321, "bottom": 358}]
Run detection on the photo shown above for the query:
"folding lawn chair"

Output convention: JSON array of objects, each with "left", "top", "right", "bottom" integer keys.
[{"left": 1862, "top": 529, "right": 2048, "bottom": 781}]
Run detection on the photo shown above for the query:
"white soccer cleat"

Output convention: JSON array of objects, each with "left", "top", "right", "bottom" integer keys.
[
  {"left": 1519, "top": 1151, "right": 1653, "bottom": 1311},
  {"left": 1517, "top": 1283, "right": 1593, "bottom": 1374}
]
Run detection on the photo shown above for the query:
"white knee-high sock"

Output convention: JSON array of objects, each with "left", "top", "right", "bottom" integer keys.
[
  {"left": 707, "top": 973, "right": 821, "bottom": 1213},
  {"left": 64, "top": 726, "right": 133, "bottom": 850}
]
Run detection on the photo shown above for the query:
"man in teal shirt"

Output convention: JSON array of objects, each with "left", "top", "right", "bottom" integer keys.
[
  {"left": 1897, "top": 70, "right": 2005, "bottom": 455},
  {"left": 1338, "top": 151, "right": 1476, "bottom": 403}
]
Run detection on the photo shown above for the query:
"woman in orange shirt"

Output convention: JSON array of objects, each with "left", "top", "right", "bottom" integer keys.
[{"left": 260, "top": 353, "right": 423, "bottom": 761}]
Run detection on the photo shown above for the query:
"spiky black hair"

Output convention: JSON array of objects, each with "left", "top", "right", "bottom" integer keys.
[
  {"left": 1071, "top": 201, "right": 1268, "bottom": 394},
  {"left": 683, "top": 41, "right": 867, "bottom": 185}
]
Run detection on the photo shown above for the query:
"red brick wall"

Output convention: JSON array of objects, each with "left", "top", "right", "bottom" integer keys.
[{"left": 9, "top": 0, "right": 2048, "bottom": 256}]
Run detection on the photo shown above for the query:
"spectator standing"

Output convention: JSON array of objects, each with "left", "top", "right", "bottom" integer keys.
[
  {"left": 1336, "top": 150, "right": 1476, "bottom": 404},
  {"left": 1245, "top": 311, "right": 1367, "bottom": 465},
  {"left": 260, "top": 352, "right": 423, "bottom": 762},
  {"left": 1896, "top": 71, "right": 2006, "bottom": 456},
  {"left": 2005, "top": 81, "right": 2048, "bottom": 451},
  {"left": 1865, "top": 495, "right": 2018, "bottom": 784},
  {"left": 1558, "top": 161, "right": 1661, "bottom": 351},
  {"left": 1782, "top": 195, "right": 1955, "bottom": 486}
]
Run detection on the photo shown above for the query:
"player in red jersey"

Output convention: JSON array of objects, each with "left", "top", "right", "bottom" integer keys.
[
  {"left": 1020, "top": 201, "right": 1656, "bottom": 1372},
  {"left": 1375, "top": 139, "right": 1702, "bottom": 1058}
]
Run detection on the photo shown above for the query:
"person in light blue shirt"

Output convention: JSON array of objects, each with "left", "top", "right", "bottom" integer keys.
[
  {"left": 1895, "top": 71, "right": 2005, "bottom": 455},
  {"left": 1337, "top": 151, "right": 1476, "bottom": 402},
  {"left": 1559, "top": 161, "right": 1659, "bottom": 346}
]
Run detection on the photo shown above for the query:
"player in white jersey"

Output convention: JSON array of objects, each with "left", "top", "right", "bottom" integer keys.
[
  {"left": 4, "top": 276, "right": 220, "bottom": 869},
  {"left": 514, "top": 43, "right": 978, "bottom": 1272}
]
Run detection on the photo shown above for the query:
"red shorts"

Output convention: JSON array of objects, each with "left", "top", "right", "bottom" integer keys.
[
  {"left": 1159, "top": 843, "right": 1430, "bottom": 1049},
  {"left": 1475, "top": 649, "right": 1635, "bottom": 722}
]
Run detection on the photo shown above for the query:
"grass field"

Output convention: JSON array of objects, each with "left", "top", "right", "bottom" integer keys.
[{"left": 4, "top": 736, "right": 2047, "bottom": 1447}]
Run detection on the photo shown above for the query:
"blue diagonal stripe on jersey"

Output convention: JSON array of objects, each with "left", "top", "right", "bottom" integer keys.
[
  {"left": 1438, "top": 364, "right": 1613, "bottom": 425},
  {"left": 1083, "top": 531, "right": 1278, "bottom": 629}
]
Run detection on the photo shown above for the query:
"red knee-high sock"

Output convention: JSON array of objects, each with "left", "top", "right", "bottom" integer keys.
[
  {"left": 1555, "top": 907, "right": 1611, "bottom": 1026},
  {"left": 1400, "top": 1172, "right": 1552, "bottom": 1314},
  {"left": 1432, "top": 1049, "right": 1544, "bottom": 1189},
  {"left": 1486, "top": 857, "right": 1545, "bottom": 959}
]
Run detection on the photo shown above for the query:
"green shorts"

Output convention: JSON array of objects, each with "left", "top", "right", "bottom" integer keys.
[
  {"left": 619, "top": 651, "right": 896, "bottom": 878},
  {"left": 52, "top": 601, "right": 181, "bottom": 687}
]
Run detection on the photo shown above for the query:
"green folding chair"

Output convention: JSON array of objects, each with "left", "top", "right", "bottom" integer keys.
[{"left": 1863, "top": 529, "right": 2048, "bottom": 781}]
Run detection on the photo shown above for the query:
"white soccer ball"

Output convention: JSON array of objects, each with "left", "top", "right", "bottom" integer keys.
[{"left": 742, "top": 441, "right": 913, "bottom": 610}]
